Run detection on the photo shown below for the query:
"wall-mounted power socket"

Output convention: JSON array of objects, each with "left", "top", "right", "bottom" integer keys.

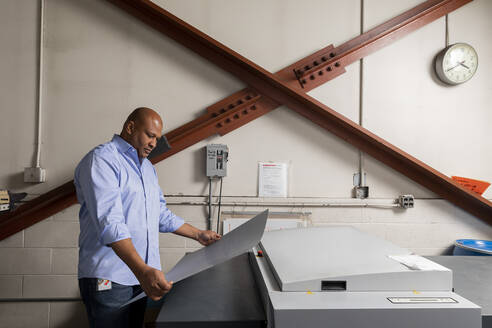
[
  {"left": 24, "top": 167, "right": 46, "bottom": 183},
  {"left": 398, "top": 194, "right": 414, "bottom": 209},
  {"left": 353, "top": 186, "right": 369, "bottom": 199}
]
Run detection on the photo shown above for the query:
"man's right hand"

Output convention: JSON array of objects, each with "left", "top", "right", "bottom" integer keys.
[
  {"left": 110, "top": 239, "right": 173, "bottom": 301},
  {"left": 137, "top": 266, "right": 173, "bottom": 301}
]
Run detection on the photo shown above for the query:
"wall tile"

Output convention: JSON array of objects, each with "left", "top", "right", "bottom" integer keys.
[
  {"left": 159, "top": 232, "right": 185, "bottom": 248},
  {"left": 220, "top": 205, "right": 270, "bottom": 216},
  {"left": 384, "top": 223, "right": 424, "bottom": 248},
  {"left": 52, "top": 248, "right": 79, "bottom": 275},
  {"left": 455, "top": 207, "right": 492, "bottom": 236},
  {"left": 0, "top": 302, "right": 49, "bottom": 328},
  {"left": 25, "top": 221, "right": 79, "bottom": 247},
  {"left": 410, "top": 200, "right": 459, "bottom": 223},
  {"left": 367, "top": 211, "right": 421, "bottom": 224},
  {"left": 350, "top": 223, "right": 388, "bottom": 242},
  {"left": 166, "top": 204, "right": 207, "bottom": 222},
  {"left": 23, "top": 275, "right": 79, "bottom": 298},
  {"left": 465, "top": 221, "right": 492, "bottom": 239},
  {"left": 313, "top": 222, "right": 357, "bottom": 228},
  {"left": 52, "top": 204, "right": 81, "bottom": 221},
  {"left": 422, "top": 223, "right": 471, "bottom": 249},
  {"left": 49, "top": 301, "right": 89, "bottom": 328},
  {"left": 310, "top": 206, "right": 365, "bottom": 223},
  {"left": 0, "top": 248, "right": 51, "bottom": 275},
  {"left": 0, "top": 276, "right": 23, "bottom": 298},
  {"left": 159, "top": 249, "right": 185, "bottom": 274},
  {"left": 0, "top": 231, "right": 23, "bottom": 248}
]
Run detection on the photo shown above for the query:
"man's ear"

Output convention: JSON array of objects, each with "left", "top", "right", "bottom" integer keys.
[{"left": 125, "top": 121, "right": 135, "bottom": 135}]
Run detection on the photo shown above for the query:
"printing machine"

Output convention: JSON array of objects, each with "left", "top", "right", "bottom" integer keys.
[
  {"left": 149, "top": 225, "right": 485, "bottom": 328},
  {"left": 249, "top": 226, "right": 481, "bottom": 328}
]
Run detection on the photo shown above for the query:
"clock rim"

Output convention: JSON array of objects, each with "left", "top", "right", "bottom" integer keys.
[{"left": 435, "top": 42, "right": 478, "bottom": 85}]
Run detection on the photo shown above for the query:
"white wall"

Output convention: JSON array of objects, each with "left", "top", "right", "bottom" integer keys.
[{"left": 0, "top": 0, "right": 491, "bottom": 327}]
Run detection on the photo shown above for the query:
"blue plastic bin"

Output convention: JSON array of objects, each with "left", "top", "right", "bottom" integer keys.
[{"left": 453, "top": 239, "right": 492, "bottom": 256}]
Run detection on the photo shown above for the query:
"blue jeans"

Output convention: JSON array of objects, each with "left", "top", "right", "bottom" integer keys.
[{"left": 79, "top": 278, "right": 147, "bottom": 328}]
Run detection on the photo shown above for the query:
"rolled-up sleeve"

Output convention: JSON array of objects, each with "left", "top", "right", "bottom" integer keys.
[
  {"left": 76, "top": 152, "right": 131, "bottom": 245},
  {"left": 158, "top": 188, "right": 184, "bottom": 233}
]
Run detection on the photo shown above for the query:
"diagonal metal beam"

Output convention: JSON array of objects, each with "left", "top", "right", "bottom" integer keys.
[
  {"left": 153, "top": 44, "right": 343, "bottom": 163},
  {"left": 152, "top": 0, "right": 475, "bottom": 162},
  {"left": 0, "top": 0, "right": 485, "bottom": 241},
  {"left": 104, "top": 0, "right": 492, "bottom": 223}
]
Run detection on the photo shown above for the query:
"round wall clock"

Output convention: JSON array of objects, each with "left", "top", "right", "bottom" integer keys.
[{"left": 435, "top": 43, "right": 478, "bottom": 85}]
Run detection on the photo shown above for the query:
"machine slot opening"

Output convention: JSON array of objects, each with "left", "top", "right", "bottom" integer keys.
[{"left": 321, "top": 280, "right": 346, "bottom": 291}]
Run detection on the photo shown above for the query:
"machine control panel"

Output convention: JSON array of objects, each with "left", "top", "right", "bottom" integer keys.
[{"left": 387, "top": 297, "right": 457, "bottom": 304}]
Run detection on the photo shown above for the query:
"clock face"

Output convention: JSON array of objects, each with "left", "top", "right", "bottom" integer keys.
[{"left": 436, "top": 43, "right": 478, "bottom": 85}]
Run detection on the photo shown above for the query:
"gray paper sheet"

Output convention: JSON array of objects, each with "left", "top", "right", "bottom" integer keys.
[{"left": 122, "top": 209, "right": 268, "bottom": 307}]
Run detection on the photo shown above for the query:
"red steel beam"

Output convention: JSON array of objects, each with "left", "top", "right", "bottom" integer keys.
[
  {"left": 0, "top": 182, "right": 76, "bottom": 241},
  {"left": 0, "top": 0, "right": 484, "bottom": 241},
  {"left": 0, "top": 43, "right": 337, "bottom": 241},
  {"left": 103, "top": 0, "right": 492, "bottom": 224},
  {"left": 151, "top": 0, "right": 475, "bottom": 162},
  {"left": 295, "top": 0, "right": 473, "bottom": 88},
  {"left": 155, "top": 44, "right": 345, "bottom": 163}
]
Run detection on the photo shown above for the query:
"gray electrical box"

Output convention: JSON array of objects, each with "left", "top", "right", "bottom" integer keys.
[{"left": 206, "top": 144, "right": 229, "bottom": 178}]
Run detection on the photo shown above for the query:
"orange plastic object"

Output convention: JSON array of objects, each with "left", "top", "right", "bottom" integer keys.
[{"left": 452, "top": 176, "right": 491, "bottom": 195}]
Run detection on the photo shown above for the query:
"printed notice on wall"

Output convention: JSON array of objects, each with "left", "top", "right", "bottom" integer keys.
[{"left": 258, "top": 162, "right": 288, "bottom": 197}]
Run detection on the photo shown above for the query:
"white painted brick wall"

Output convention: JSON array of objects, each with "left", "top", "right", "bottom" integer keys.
[
  {"left": 49, "top": 302, "right": 88, "bottom": 328},
  {"left": 23, "top": 275, "right": 79, "bottom": 298},
  {"left": 0, "top": 303, "right": 49, "bottom": 328},
  {"left": 0, "top": 231, "right": 24, "bottom": 248},
  {"left": 159, "top": 232, "right": 185, "bottom": 248},
  {"left": 25, "top": 221, "right": 79, "bottom": 248},
  {"left": 166, "top": 204, "right": 208, "bottom": 222},
  {"left": 52, "top": 248, "right": 78, "bottom": 275},
  {"left": 0, "top": 276, "right": 23, "bottom": 298},
  {"left": 310, "top": 206, "right": 365, "bottom": 223},
  {"left": 52, "top": 204, "right": 81, "bottom": 221},
  {"left": 159, "top": 249, "right": 186, "bottom": 274},
  {"left": 0, "top": 248, "right": 51, "bottom": 275},
  {"left": 1, "top": 200, "right": 491, "bottom": 328}
]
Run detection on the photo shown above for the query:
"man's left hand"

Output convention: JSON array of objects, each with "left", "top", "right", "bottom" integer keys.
[{"left": 197, "top": 230, "right": 221, "bottom": 246}]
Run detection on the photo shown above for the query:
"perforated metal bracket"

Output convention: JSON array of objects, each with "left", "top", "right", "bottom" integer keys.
[{"left": 294, "top": 46, "right": 347, "bottom": 89}]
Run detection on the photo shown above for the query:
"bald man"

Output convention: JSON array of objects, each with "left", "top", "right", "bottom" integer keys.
[{"left": 74, "top": 107, "right": 220, "bottom": 328}]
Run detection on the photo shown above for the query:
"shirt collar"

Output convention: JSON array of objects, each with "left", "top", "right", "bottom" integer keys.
[{"left": 112, "top": 134, "right": 135, "bottom": 154}]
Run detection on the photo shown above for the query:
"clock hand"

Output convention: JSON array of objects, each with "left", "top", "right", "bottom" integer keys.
[
  {"left": 446, "top": 61, "right": 465, "bottom": 72},
  {"left": 459, "top": 62, "right": 470, "bottom": 69}
]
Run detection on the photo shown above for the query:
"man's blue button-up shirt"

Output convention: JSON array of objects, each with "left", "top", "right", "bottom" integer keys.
[{"left": 74, "top": 134, "right": 184, "bottom": 285}]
